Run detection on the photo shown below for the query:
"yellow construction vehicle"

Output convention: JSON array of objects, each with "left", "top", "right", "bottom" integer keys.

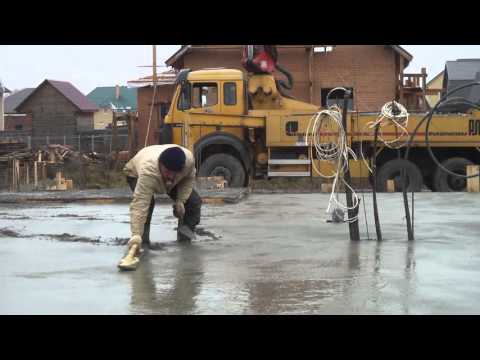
[{"left": 162, "top": 46, "right": 480, "bottom": 191}]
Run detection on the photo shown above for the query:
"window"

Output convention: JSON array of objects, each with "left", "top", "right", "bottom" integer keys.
[
  {"left": 224, "top": 82, "right": 237, "bottom": 105},
  {"left": 314, "top": 46, "right": 334, "bottom": 53},
  {"left": 321, "top": 88, "right": 354, "bottom": 110},
  {"left": 15, "top": 124, "right": 23, "bottom": 131},
  {"left": 192, "top": 83, "right": 218, "bottom": 108},
  {"left": 177, "top": 83, "right": 191, "bottom": 110}
]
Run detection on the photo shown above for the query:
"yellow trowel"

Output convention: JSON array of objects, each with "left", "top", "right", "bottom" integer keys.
[{"left": 117, "top": 244, "right": 141, "bottom": 271}]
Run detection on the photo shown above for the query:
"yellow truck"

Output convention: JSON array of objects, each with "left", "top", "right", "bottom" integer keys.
[{"left": 162, "top": 68, "right": 480, "bottom": 192}]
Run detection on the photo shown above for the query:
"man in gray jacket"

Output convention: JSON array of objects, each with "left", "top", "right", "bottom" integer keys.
[{"left": 122, "top": 145, "right": 202, "bottom": 253}]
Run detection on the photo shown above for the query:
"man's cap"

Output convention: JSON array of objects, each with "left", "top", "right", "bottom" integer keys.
[{"left": 159, "top": 146, "right": 186, "bottom": 172}]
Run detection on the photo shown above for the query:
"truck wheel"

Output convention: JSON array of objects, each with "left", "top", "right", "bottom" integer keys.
[
  {"left": 376, "top": 159, "right": 423, "bottom": 192},
  {"left": 433, "top": 157, "right": 474, "bottom": 192},
  {"left": 198, "top": 154, "right": 246, "bottom": 187}
]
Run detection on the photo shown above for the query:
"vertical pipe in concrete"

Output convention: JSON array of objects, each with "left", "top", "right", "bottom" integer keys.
[
  {"left": 372, "top": 125, "right": 383, "bottom": 241},
  {"left": 341, "top": 90, "right": 360, "bottom": 241}
]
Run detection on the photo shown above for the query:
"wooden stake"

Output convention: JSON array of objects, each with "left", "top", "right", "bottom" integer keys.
[
  {"left": 56, "top": 171, "right": 62, "bottom": 186},
  {"left": 34, "top": 161, "right": 38, "bottom": 189},
  {"left": 386, "top": 180, "right": 395, "bottom": 193},
  {"left": 467, "top": 165, "right": 480, "bottom": 192}
]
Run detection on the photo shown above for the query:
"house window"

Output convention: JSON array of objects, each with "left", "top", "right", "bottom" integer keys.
[
  {"left": 15, "top": 124, "right": 23, "bottom": 130},
  {"left": 321, "top": 87, "right": 354, "bottom": 110},
  {"left": 314, "top": 46, "right": 334, "bottom": 54},
  {"left": 192, "top": 83, "right": 218, "bottom": 108},
  {"left": 224, "top": 82, "right": 237, "bottom": 106}
]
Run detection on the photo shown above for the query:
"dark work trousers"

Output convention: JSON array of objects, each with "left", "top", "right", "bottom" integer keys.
[{"left": 126, "top": 176, "right": 202, "bottom": 244}]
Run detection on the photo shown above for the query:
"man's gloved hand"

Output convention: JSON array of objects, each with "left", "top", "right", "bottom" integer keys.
[
  {"left": 173, "top": 201, "right": 185, "bottom": 219},
  {"left": 127, "top": 235, "right": 142, "bottom": 248}
]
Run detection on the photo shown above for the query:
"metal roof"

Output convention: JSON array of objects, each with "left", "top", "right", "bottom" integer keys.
[
  {"left": 87, "top": 86, "right": 137, "bottom": 111},
  {"left": 4, "top": 88, "right": 35, "bottom": 113},
  {"left": 445, "top": 59, "right": 480, "bottom": 81},
  {"left": 16, "top": 80, "right": 99, "bottom": 112}
]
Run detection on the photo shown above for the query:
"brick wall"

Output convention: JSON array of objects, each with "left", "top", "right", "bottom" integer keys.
[
  {"left": 177, "top": 45, "right": 401, "bottom": 112},
  {"left": 136, "top": 84, "right": 175, "bottom": 149}
]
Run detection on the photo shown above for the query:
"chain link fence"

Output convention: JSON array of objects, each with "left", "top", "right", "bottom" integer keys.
[{"left": 0, "top": 131, "right": 129, "bottom": 153}]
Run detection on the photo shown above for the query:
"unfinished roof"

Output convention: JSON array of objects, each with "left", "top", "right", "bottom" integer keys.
[
  {"left": 445, "top": 59, "right": 480, "bottom": 80},
  {"left": 165, "top": 45, "right": 413, "bottom": 67},
  {"left": 4, "top": 88, "right": 35, "bottom": 113},
  {"left": 16, "top": 80, "right": 99, "bottom": 112},
  {"left": 128, "top": 69, "right": 178, "bottom": 87}
]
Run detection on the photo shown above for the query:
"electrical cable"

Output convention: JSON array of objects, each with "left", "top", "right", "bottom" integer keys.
[
  {"left": 305, "top": 89, "right": 360, "bottom": 223},
  {"left": 360, "top": 101, "right": 410, "bottom": 173}
]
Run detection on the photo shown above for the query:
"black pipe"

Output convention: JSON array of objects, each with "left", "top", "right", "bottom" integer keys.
[
  {"left": 372, "top": 124, "right": 383, "bottom": 241},
  {"left": 341, "top": 90, "right": 360, "bottom": 241}
]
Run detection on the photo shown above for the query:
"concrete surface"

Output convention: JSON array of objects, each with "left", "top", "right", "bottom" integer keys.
[
  {"left": 0, "top": 187, "right": 249, "bottom": 204},
  {"left": 1, "top": 192, "right": 480, "bottom": 314}
]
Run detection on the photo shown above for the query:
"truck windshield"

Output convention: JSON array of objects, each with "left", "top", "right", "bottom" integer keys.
[{"left": 177, "top": 83, "right": 191, "bottom": 111}]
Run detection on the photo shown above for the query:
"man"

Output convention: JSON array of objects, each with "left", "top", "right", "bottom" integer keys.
[{"left": 122, "top": 144, "right": 202, "bottom": 256}]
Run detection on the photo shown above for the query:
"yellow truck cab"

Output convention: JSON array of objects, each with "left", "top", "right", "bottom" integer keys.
[{"left": 163, "top": 68, "right": 321, "bottom": 187}]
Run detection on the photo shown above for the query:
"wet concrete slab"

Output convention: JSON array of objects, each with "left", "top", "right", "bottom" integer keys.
[{"left": 1, "top": 192, "right": 480, "bottom": 314}]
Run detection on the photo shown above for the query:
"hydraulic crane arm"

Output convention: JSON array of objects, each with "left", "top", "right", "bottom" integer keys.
[{"left": 241, "top": 45, "right": 294, "bottom": 98}]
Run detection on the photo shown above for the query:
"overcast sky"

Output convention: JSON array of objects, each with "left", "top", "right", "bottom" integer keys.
[{"left": 1, "top": 45, "right": 479, "bottom": 94}]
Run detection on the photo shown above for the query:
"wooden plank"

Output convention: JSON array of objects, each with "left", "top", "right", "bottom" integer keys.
[
  {"left": 56, "top": 171, "right": 62, "bottom": 186},
  {"left": 467, "top": 165, "right": 480, "bottom": 192},
  {"left": 34, "top": 161, "right": 38, "bottom": 189},
  {"left": 321, "top": 183, "right": 333, "bottom": 193},
  {"left": 386, "top": 179, "right": 395, "bottom": 193}
]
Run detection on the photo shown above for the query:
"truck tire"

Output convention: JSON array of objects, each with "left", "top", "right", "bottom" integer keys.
[
  {"left": 433, "top": 157, "right": 474, "bottom": 192},
  {"left": 198, "top": 153, "right": 246, "bottom": 187},
  {"left": 376, "top": 159, "right": 423, "bottom": 192}
]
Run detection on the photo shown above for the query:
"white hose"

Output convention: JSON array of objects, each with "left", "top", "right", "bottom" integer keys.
[{"left": 306, "top": 105, "right": 359, "bottom": 223}]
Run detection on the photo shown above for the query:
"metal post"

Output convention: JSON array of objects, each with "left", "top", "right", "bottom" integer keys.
[
  {"left": 372, "top": 125, "right": 383, "bottom": 241},
  {"left": 91, "top": 135, "right": 94, "bottom": 153},
  {"left": 341, "top": 90, "right": 360, "bottom": 241}
]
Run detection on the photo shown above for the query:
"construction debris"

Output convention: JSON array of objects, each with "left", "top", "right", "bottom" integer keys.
[{"left": 0, "top": 143, "right": 128, "bottom": 192}]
